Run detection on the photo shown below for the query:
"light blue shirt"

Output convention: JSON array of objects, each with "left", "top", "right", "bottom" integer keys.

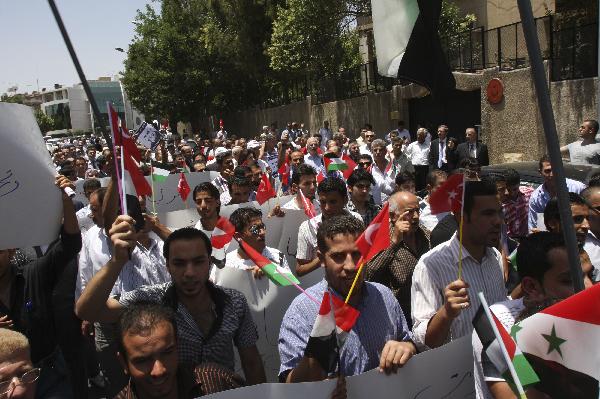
[
  {"left": 527, "top": 178, "right": 586, "bottom": 231},
  {"left": 278, "top": 279, "right": 412, "bottom": 378}
]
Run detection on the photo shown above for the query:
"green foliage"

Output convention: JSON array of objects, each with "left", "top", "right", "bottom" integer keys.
[
  {"left": 439, "top": 0, "right": 477, "bottom": 39},
  {"left": 35, "top": 110, "right": 55, "bottom": 134},
  {"left": 0, "top": 94, "right": 24, "bottom": 104}
]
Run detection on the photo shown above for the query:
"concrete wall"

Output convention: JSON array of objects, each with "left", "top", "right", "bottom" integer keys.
[{"left": 452, "top": 0, "right": 554, "bottom": 29}]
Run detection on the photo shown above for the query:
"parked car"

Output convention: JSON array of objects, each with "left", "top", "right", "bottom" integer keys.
[{"left": 482, "top": 161, "right": 600, "bottom": 188}]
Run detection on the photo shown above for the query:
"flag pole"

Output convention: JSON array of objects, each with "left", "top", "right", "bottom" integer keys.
[
  {"left": 457, "top": 174, "right": 466, "bottom": 280},
  {"left": 150, "top": 165, "right": 157, "bottom": 215},
  {"left": 345, "top": 257, "right": 364, "bottom": 303},
  {"left": 108, "top": 102, "right": 127, "bottom": 216},
  {"left": 516, "top": 0, "right": 584, "bottom": 292},
  {"left": 477, "top": 292, "right": 528, "bottom": 399},
  {"left": 120, "top": 142, "right": 128, "bottom": 216}
]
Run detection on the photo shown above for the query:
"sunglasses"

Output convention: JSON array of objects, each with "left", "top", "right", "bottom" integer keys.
[
  {"left": 248, "top": 223, "right": 266, "bottom": 236},
  {"left": 358, "top": 162, "right": 372, "bottom": 167}
]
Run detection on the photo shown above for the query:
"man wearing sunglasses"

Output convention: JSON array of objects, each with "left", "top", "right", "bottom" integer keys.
[
  {"left": 225, "top": 207, "right": 291, "bottom": 279},
  {"left": 0, "top": 329, "right": 39, "bottom": 399}
]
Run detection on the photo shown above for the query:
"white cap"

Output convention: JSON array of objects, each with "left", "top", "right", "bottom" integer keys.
[
  {"left": 214, "top": 147, "right": 228, "bottom": 157},
  {"left": 247, "top": 140, "right": 260, "bottom": 150}
]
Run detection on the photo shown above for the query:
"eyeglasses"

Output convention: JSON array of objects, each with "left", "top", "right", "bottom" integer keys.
[
  {"left": 0, "top": 368, "right": 41, "bottom": 397},
  {"left": 358, "top": 162, "right": 372, "bottom": 167},
  {"left": 248, "top": 223, "right": 266, "bottom": 236}
]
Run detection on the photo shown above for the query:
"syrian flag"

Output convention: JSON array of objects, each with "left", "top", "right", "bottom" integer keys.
[
  {"left": 355, "top": 202, "right": 390, "bottom": 265},
  {"left": 429, "top": 173, "right": 464, "bottom": 214},
  {"left": 108, "top": 103, "right": 152, "bottom": 197},
  {"left": 305, "top": 291, "right": 361, "bottom": 374},
  {"left": 371, "top": 0, "right": 455, "bottom": 97},
  {"left": 512, "top": 284, "right": 600, "bottom": 397},
  {"left": 238, "top": 239, "right": 300, "bottom": 286},
  {"left": 151, "top": 166, "right": 170, "bottom": 183},
  {"left": 256, "top": 173, "right": 276, "bottom": 205},
  {"left": 177, "top": 172, "right": 191, "bottom": 202},
  {"left": 324, "top": 156, "right": 348, "bottom": 172},
  {"left": 473, "top": 305, "right": 540, "bottom": 392},
  {"left": 211, "top": 217, "right": 235, "bottom": 249}
]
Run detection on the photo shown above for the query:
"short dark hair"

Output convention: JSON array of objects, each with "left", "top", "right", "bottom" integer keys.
[
  {"left": 358, "top": 153, "right": 373, "bottom": 162},
  {"left": 216, "top": 150, "right": 232, "bottom": 165},
  {"left": 117, "top": 301, "right": 177, "bottom": 360},
  {"left": 291, "top": 164, "right": 316, "bottom": 186},
  {"left": 426, "top": 170, "right": 447, "bottom": 188},
  {"left": 193, "top": 182, "right": 220, "bottom": 201},
  {"left": 90, "top": 187, "right": 107, "bottom": 205},
  {"left": 395, "top": 171, "right": 415, "bottom": 187},
  {"left": 584, "top": 119, "right": 599, "bottom": 133},
  {"left": 228, "top": 176, "right": 251, "bottom": 191},
  {"left": 481, "top": 171, "right": 507, "bottom": 185},
  {"left": 517, "top": 232, "right": 565, "bottom": 283},
  {"left": 163, "top": 227, "right": 211, "bottom": 260},
  {"left": 543, "top": 192, "right": 587, "bottom": 229},
  {"left": 229, "top": 207, "right": 262, "bottom": 233},
  {"left": 463, "top": 180, "right": 498, "bottom": 218},
  {"left": 538, "top": 154, "right": 550, "bottom": 171},
  {"left": 83, "top": 178, "right": 101, "bottom": 192},
  {"left": 317, "top": 215, "right": 365, "bottom": 253},
  {"left": 504, "top": 168, "right": 520, "bottom": 187},
  {"left": 458, "top": 157, "right": 480, "bottom": 171},
  {"left": 233, "top": 165, "right": 251, "bottom": 178},
  {"left": 318, "top": 177, "right": 348, "bottom": 199},
  {"left": 347, "top": 168, "right": 375, "bottom": 187}
]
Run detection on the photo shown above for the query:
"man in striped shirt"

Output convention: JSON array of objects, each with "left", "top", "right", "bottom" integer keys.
[
  {"left": 411, "top": 180, "right": 507, "bottom": 350},
  {"left": 501, "top": 168, "right": 534, "bottom": 239}
]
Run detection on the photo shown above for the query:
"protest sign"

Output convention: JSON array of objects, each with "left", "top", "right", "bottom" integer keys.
[
  {"left": 134, "top": 121, "right": 162, "bottom": 150},
  {"left": 0, "top": 104, "right": 63, "bottom": 249},
  {"left": 203, "top": 335, "right": 474, "bottom": 398}
]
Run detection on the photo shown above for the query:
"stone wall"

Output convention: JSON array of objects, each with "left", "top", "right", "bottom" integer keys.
[{"left": 206, "top": 65, "right": 598, "bottom": 166}]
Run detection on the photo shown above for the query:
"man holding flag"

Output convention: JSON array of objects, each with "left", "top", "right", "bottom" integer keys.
[
  {"left": 279, "top": 215, "right": 416, "bottom": 382},
  {"left": 411, "top": 180, "right": 507, "bottom": 350}
]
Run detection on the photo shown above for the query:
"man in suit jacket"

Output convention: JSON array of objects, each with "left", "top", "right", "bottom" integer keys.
[
  {"left": 428, "top": 124, "right": 450, "bottom": 171},
  {"left": 456, "top": 127, "right": 489, "bottom": 166}
]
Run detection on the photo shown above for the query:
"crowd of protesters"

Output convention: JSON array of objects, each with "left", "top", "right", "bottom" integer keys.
[{"left": 2, "top": 117, "right": 600, "bottom": 399}]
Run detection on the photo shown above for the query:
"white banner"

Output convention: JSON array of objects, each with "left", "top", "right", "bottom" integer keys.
[
  {"left": 203, "top": 335, "right": 474, "bottom": 398},
  {"left": 0, "top": 104, "right": 63, "bottom": 250}
]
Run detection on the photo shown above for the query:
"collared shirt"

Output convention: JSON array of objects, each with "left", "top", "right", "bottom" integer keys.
[
  {"left": 224, "top": 246, "right": 290, "bottom": 271},
  {"left": 370, "top": 162, "right": 395, "bottom": 204},
  {"left": 303, "top": 153, "right": 324, "bottom": 174},
  {"left": 120, "top": 282, "right": 258, "bottom": 370},
  {"left": 584, "top": 231, "right": 600, "bottom": 281},
  {"left": 278, "top": 280, "right": 412, "bottom": 378},
  {"left": 567, "top": 140, "right": 600, "bottom": 165},
  {"left": 411, "top": 233, "right": 507, "bottom": 350},
  {"left": 386, "top": 152, "right": 414, "bottom": 180},
  {"left": 419, "top": 198, "right": 449, "bottom": 232},
  {"left": 75, "top": 204, "right": 94, "bottom": 234},
  {"left": 114, "top": 363, "right": 245, "bottom": 399},
  {"left": 502, "top": 186, "right": 534, "bottom": 238},
  {"left": 76, "top": 226, "right": 170, "bottom": 298},
  {"left": 346, "top": 198, "right": 381, "bottom": 226},
  {"left": 2, "top": 230, "right": 81, "bottom": 364},
  {"left": 527, "top": 178, "right": 586, "bottom": 230},
  {"left": 364, "top": 227, "right": 430, "bottom": 326},
  {"left": 437, "top": 138, "right": 447, "bottom": 168},
  {"left": 404, "top": 141, "right": 430, "bottom": 166},
  {"left": 296, "top": 211, "right": 363, "bottom": 261},
  {"left": 281, "top": 196, "right": 321, "bottom": 213}
]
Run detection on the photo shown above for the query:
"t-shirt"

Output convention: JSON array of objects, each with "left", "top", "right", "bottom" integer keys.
[{"left": 567, "top": 141, "right": 600, "bottom": 165}]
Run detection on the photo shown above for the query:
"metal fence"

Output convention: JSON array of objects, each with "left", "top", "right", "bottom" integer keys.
[{"left": 257, "top": 15, "right": 597, "bottom": 109}]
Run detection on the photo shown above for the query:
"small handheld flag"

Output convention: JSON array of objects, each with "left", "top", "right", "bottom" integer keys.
[
  {"left": 177, "top": 172, "right": 191, "bottom": 202},
  {"left": 256, "top": 174, "right": 276, "bottom": 205},
  {"left": 238, "top": 239, "right": 300, "bottom": 286}
]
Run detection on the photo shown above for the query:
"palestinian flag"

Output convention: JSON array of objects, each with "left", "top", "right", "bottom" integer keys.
[
  {"left": 370, "top": 0, "right": 455, "bottom": 97},
  {"left": 238, "top": 239, "right": 300, "bottom": 286},
  {"left": 473, "top": 305, "right": 539, "bottom": 391},
  {"left": 324, "top": 156, "right": 348, "bottom": 172},
  {"left": 512, "top": 284, "right": 600, "bottom": 397},
  {"left": 151, "top": 166, "right": 170, "bottom": 183},
  {"left": 305, "top": 291, "right": 361, "bottom": 374},
  {"left": 211, "top": 217, "right": 235, "bottom": 249}
]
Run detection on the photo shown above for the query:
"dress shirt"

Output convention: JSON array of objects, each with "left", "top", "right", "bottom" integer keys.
[
  {"left": 438, "top": 139, "right": 447, "bottom": 168},
  {"left": 278, "top": 280, "right": 412, "bottom": 378},
  {"left": 584, "top": 231, "right": 600, "bottom": 281},
  {"left": 346, "top": 198, "right": 381, "bottom": 226},
  {"left": 282, "top": 196, "right": 321, "bottom": 213},
  {"left": 304, "top": 153, "right": 324, "bottom": 174},
  {"left": 405, "top": 141, "right": 430, "bottom": 166},
  {"left": 224, "top": 246, "right": 290, "bottom": 271},
  {"left": 527, "top": 178, "right": 586, "bottom": 230},
  {"left": 469, "top": 143, "right": 477, "bottom": 158},
  {"left": 411, "top": 233, "right": 507, "bottom": 350},
  {"left": 370, "top": 162, "right": 395, "bottom": 204},
  {"left": 419, "top": 199, "right": 449, "bottom": 232},
  {"left": 502, "top": 186, "right": 534, "bottom": 238}
]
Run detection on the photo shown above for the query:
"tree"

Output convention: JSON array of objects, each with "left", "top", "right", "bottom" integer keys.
[
  {"left": 0, "top": 94, "right": 24, "bottom": 104},
  {"left": 35, "top": 110, "right": 54, "bottom": 134}
]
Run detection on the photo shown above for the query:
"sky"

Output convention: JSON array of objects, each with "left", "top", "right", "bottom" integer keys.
[{"left": 0, "top": 0, "right": 157, "bottom": 94}]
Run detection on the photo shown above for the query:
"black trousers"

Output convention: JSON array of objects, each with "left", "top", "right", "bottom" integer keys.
[{"left": 414, "top": 165, "right": 429, "bottom": 192}]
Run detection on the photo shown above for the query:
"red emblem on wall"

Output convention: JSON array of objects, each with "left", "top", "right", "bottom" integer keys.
[{"left": 486, "top": 78, "right": 504, "bottom": 104}]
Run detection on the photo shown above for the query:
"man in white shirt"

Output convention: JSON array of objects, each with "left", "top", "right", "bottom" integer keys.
[
  {"left": 404, "top": 128, "right": 430, "bottom": 192},
  {"left": 359, "top": 130, "right": 376, "bottom": 156},
  {"left": 560, "top": 119, "right": 600, "bottom": 165},
  {"left": 370, "top": 139, "right": 395, "bottom": 204},
  {"left": 225, "top": 207, "right": 290, "bottom": 279},
  {"left": 386, "top": 120, "right": 411, "bottom": 144},
  {"left": 419, "top": 170, "right": 449, "bottom": 232},
  {"left": 282, "top": 163, "right": 321, "bottom": 212},
  {"left": 296, "top": 177, "right": 362, "bottom": 277},
  {"left": 411, "top": 180, "right": 507, "bottom": 351},
  {"left": 304, "top": 137, "right": 324, "bottom": 174},
  {"left": 582, "top": 186, "right": 600, "bottom": 279}
]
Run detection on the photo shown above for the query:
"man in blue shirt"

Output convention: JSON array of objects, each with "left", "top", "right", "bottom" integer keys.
[
  {"left": 528, "top": 155, "right": 586, "bottom": 231},
  {"left": 279, "top": 215, "right": 416, "bottom": 382}
]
